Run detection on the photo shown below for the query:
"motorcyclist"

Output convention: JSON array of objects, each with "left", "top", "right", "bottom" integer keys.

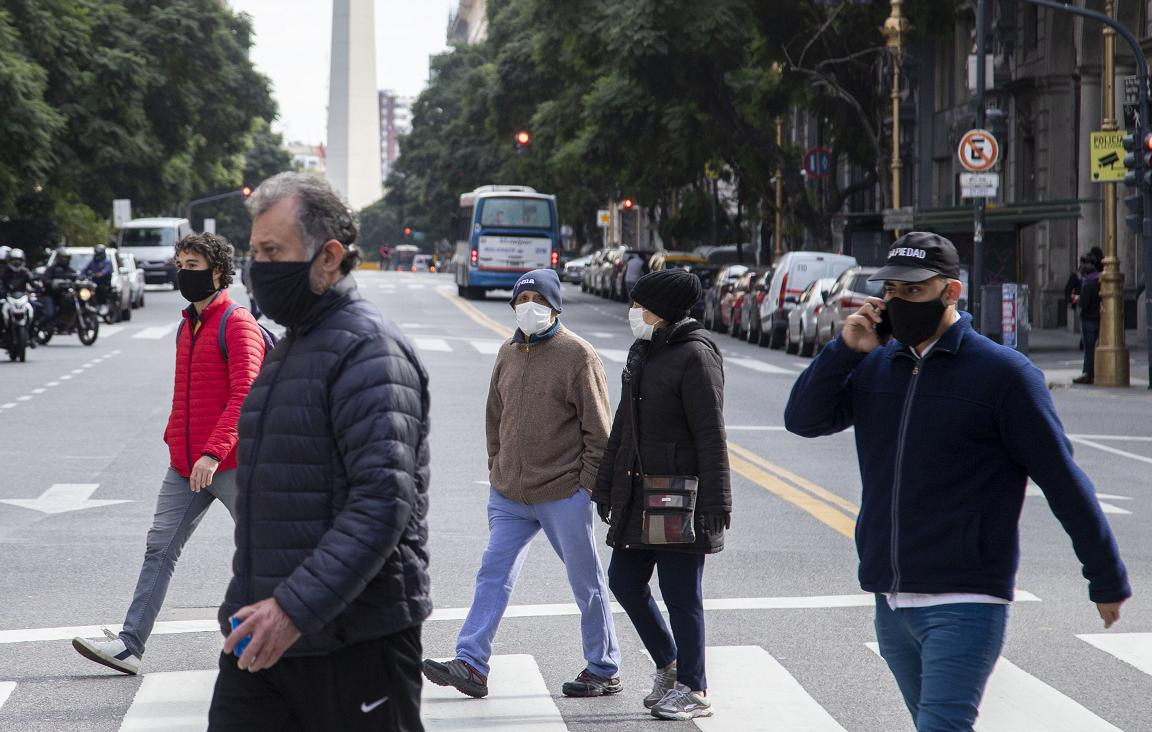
[
  {"left": 0, "top": 248, "right": 36, "bottom": 346},
  {"left": 81, "top": 244, "right": 115, "bottom": 315},
  {"left": 38, "top": 247, "right": 77, "bottom": 330},
  {"left": 0, "top": 246, "right": 10, "bottom": 269}
]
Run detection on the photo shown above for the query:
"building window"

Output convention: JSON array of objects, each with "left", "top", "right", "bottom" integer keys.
[
  {"left": 1024, "top": 5, "right": 1038, "bottom": 52},
  {"left": 1020, "top": 134, "right": 1037, "bottom": 201}
]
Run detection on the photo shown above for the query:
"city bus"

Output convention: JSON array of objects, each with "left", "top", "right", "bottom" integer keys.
[{"left": 453, "top": 185, "right": 559, "bottom": 299}]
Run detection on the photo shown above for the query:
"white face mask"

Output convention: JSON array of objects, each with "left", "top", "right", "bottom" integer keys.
[
  {"left": 515, "top": 301, "right": 554, "bottom": 336},
  {"left": 629, "top": 307, "right": 655, "bottom": 341}
]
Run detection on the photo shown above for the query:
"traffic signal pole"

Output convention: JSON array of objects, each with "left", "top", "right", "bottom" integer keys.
[
  {"left": 1025, "top": 0, "right": 1150, "bottom": 387},
  {"left": 972, "top": 0, "right": 986, "bottom": 333}
]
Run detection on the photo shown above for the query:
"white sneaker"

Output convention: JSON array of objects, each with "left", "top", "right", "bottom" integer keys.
[
  {"left": 643, "top": 662, "right": 678, "bottom": 709},
  {"left": 651, "top": 682, "right": 712, "bottom": 721},
  {"left": 71, "top": 627, "right": 140, "bottom": 675}
]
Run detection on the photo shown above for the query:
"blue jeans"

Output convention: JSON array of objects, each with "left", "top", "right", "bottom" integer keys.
[
  {"left": 455, "top": 488, "right": 620, "bottom": 678},
  {"left": 119, "top": 468, "right": 238, "bottom": 657},
  {"left": 1081, "top": 318, "right": 1099, "bottom": 377},
  {"left": 874, "top": 595, "right": 1009, "bottom": 732},
  {"left": 608, "top": 549, "right": 707, "bottom": 690}
]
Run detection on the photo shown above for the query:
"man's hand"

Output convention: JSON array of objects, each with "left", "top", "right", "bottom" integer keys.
[
  {"left": 841, "top": 297, "right": 888, "bottom": 354},
  {"left": 596, "top": 501, "right": 611, "bottom": 525},
  {"left": 1096, "top": 600, "right": 1123, "bottom": 629},
  {"left": 189, "top": 455, "right": 219, "bottom": 493},
  {"left": 224, "top": 597, "right": 301, "bottom": 672}
]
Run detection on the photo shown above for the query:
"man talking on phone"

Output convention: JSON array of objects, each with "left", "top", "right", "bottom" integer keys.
[{"left": 784, "top": 232, "right": 1130, "bottom": 731}]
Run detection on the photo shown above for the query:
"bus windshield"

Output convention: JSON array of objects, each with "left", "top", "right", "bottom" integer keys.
[{"left": 479, "top": 198, "right": 553, "bottom": 229}]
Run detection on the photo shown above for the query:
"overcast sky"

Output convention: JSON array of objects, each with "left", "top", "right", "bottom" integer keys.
[{"left": 228, "top": 0, "right": 454, "bottom": 145}]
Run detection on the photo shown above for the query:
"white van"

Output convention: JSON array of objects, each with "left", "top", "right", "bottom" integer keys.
[
  {"left": 117, "top": 218, "right": 193, "bottom": 288},
  {"left": 756, "top": 251, "right": 857, "bottom": 348}
]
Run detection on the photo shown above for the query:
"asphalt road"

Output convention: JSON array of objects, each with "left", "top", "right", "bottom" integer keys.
[{"left": 0, "top": 269, "right": 1148, "bottom": 731}]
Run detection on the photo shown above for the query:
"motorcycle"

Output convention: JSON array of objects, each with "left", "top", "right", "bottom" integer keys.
[
  {"left": 34, "top": 278, "right": 99, "bottom": 346},
  {"left": 1, "top": 287, "right": 35, "bottom": 362}
]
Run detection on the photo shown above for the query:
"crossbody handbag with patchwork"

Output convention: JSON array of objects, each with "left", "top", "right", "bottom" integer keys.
[{"left": 628, "top": 375, "right": 699, "bottom": 545}]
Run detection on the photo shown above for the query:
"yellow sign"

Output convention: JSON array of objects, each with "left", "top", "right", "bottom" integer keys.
[{"left": 1091, "top": 131, "right": 1126, "bottom": 182}]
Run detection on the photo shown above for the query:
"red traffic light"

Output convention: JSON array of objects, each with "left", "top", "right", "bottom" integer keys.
[
  {"left": 622, "top": 198, "right": 634, "bottom": 209},
  {"left": 404, "top": 227, "right": 412, "bottom": 236},
  {"left": 516, "top": 131, "right": 531, "bottom": 146},
  {"left": 1144, "top": 133, "right": 1152, "bottom": 152},
  {"left": 241, "top": 185, "right": 253, "bottom": 198}
]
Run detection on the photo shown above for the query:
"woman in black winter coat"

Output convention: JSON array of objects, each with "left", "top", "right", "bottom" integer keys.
[{"left": 592, "top": 268, "right": 731, "bottom": 722}]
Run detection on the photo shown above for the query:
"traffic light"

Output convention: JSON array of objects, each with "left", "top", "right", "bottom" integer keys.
[
  {"left": 622, "top": 198, "right": 634, "bottom": 210},
  {"left": 404, "top": 227, "right": 412, "bottom": 237},
  {"left": 241, "top": 184, "right": 253, "bottom": 198},
  {"left": 514, "top": 130, "right": 531, "bottom": 153},
  {"left": 1122, "top": 131, "right": 1151, "bottom": 233}
]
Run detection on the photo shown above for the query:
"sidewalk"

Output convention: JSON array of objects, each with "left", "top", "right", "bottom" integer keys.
[{"left": 1027, "top": 327, "right": 1151, "bottom": 389}]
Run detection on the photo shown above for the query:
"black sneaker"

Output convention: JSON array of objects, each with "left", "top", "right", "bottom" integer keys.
[
  {"left": 561, "top": 668, "right": 623, "bottom": 697},
  {"left": 422, "top": 658, "right": 488, "bottom": 698}
]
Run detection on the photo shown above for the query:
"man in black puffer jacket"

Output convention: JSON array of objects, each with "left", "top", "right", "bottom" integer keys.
[{"left": 208, "top": 173, "right": 431, "bottom": 732}]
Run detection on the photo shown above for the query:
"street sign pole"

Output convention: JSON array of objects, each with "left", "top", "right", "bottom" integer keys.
[{"left": 972, "top": 0, "right": 986, "bottom": 333}]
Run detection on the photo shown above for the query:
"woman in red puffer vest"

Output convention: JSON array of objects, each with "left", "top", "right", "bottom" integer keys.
[{"left": 71, "top": 232, "right": 267, "bottom": 676}]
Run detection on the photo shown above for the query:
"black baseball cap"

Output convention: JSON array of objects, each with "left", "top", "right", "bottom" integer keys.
[{"left": 868, "top": 231, "right": 962, "bottom": 282}]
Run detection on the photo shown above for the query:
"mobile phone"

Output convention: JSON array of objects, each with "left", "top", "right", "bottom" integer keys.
[
  {"left": 230, "top": 616, "right": 252, "bottom": 658},
  {"left": 875, "top": 307, "right": 892, "bottom": 340}
]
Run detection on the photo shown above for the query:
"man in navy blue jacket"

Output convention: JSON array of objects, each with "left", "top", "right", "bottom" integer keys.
[{"left": 784, "top": 232, "right": 1129, "bottom": 732}]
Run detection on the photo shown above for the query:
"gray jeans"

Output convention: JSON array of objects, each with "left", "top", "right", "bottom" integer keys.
[{"left": 119, "top": 467, "right": 238, "bottom": 657}]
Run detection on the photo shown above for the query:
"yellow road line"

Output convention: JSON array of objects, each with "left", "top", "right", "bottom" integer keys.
[
  {"left": 727, "top": 441, "right": 860, "bottom": 515},
  {"left": 436, "top": 289, "right": 513, "bottom": 339},
  {"left": 728, "top": 453, "right": 857, "bottom": 539}
]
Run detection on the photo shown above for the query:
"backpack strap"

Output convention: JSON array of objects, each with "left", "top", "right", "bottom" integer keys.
[{"left": 217, "top": 302, "right": 243, "bottom": 361}]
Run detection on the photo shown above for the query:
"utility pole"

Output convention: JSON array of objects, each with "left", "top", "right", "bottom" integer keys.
[
  {"left": 972, "top": 0, "right": 986, "bottom": 333},
  {"left": 1095, "top": 0, "right": 1130, "bottom": 386},
  {"left": 774, "top": 118, "right": 784, "bottom": 261}
]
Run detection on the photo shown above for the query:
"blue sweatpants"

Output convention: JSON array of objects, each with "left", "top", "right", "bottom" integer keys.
[{"left": 455, "top": 488, "right": 620, "bottom": 679}]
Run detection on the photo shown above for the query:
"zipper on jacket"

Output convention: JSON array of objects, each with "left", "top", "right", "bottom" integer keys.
[
  {"left": 889, "top": 360, "right": 922, "bottom": 595},
  {"left": 184, "top": 320, "right": 198, "bottom": 473},
  {"left": 242, "top": 335, "right": 295, "bottom": 603}
]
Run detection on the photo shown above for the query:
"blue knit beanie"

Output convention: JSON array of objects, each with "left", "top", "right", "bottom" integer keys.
[{"left": 510, "top": 269, "right": 563, "bottom": 312}]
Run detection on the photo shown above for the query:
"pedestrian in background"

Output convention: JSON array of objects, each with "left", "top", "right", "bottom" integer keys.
[
  {"left": 423, "top": 268, "right": 623, "bottom": 700},
  {"left": 208, "top": 173, "right": 431, "bottom": 731},
  {"left": 594, "top": 268, "right": 731, "bottom": 722},
  {"left": 72, "top": 233, "right": 266, "bottom": 675},
  {"left": 785, "top": 232, "right": 1129, "bottom": 731},
  {"left": 1074, "top": 255, "right": 1101, "bottom": 385}
]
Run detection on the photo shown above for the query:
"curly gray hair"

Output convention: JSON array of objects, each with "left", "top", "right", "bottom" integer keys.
[{"left": 246, "top": 172, "right": 361, "bottom": 274}]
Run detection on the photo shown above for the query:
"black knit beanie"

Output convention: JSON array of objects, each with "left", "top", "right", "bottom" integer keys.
[{"left": 630, "top": 269, "right": 702, "bottom": 323}]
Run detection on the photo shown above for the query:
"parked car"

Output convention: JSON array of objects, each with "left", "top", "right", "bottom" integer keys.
[
  {"left": 741, "top": 269, "right": 774, "bottom": 345},
  {"left": 726, "top": 267, "right": 770, "bottom": 339},
  {"left": 755, "top": 252, "right": 856, "bottom": 349},
  {"left": 686, "top": 264, "right": 719, "bottom": 321},
  {"left": 562, "top": 254, "right": 592, "bottom": 284},
  {"left": 696, "top": 244, "right": 754, "bottom": 266},
  {"left": 815, "top": 266, "right": 883, "bottom": 349},
  {"left": 787, "top": 277, "right": 838, "bottom": 357},
  {"left": 612, "top": 249, "right": 656, "bottom": 301},
  {"left": 119, "top": 252, "right": 146, "bottom": 309},
  {"left": 702, "top": 264, "right": 748, "bottom": 333},
  {"left": 593, "top": 247, "right": 625, "bottom": 297},
  {"left": 46, "top": 247, "right": 134, "bottom": 323},
  {"left": 649, "top": 251, "right": 706, "bottom": 271},
  {"left": 581, "top": 250, "right": 605, "bottom": 292}
]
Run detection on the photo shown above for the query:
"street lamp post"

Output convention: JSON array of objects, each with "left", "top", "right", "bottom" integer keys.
[
  {"left": 1095, "top": 0, "right": 1130, "bottom": 386},
  {"left": 883, "top": 0, "right": 909, "bottom": 239}
]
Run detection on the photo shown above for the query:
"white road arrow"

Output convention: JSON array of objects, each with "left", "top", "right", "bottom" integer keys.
[{"left": 0, "top": 484, "right": 131, "bottom": 514}]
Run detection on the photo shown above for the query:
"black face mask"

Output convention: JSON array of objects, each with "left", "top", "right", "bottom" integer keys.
[
  {"left": 248, "top": 248, "right": 325, "bottom": 328},
  {"left": 176, "top": 268, "right": 218, "bottom": 303},
  {"left": 886, "top": 293, "right": 948, "bottom": 347}
]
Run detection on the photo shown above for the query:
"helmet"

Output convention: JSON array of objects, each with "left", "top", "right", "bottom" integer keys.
[
  {"left": 0, "top": 245, "right": 9, "bottom": 261},
  {"left": 94, "top": 244, "right": 106, "bottom": 258},
  {"left": 55, "top": 246, "right": 71, "bottom": 265},
  {"left": 8, "top": 248, "right": 25, "bottom": 268}
]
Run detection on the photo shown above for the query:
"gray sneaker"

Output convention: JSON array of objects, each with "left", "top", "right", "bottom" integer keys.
[
  {"left": 422, "top": 658, "right": 488, "bottom": 698},
  {"left": 650, "top": 683, "right": 712, "bottom": 721},
  {"left": 643, "top": 662, "right": 678, "bottom": 709}
]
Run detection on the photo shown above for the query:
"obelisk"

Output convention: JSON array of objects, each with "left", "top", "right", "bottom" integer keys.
[{"left": 326, "top": 0, "right": 382, "bottom": 210}]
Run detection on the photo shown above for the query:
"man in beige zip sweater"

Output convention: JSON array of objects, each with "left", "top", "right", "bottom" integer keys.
[{"left": 423, "top": 269, "right": 622, "bottom": 699}]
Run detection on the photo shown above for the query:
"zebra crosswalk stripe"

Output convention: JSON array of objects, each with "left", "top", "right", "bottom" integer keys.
[
  {"left": 865, "top": 643, "right": 1122, "bottom": 731},
  {"left": 424, "top": 654, "right": 566, "bottom": 731},
  {"left": 695, "top": 645, "right": 846, "bottom": 731},
  {"left": 131, "top": 322, "right": 181, "bottom": 340},
  {"left": 411, "top": 337, "right": 452, "bottom": 352},
  {"left": 726, "top": 357, "right": 796, "bottom": 375},
  {"left": 119, "top": 670, "right": 216, "bottom": 731},
  {"left": 1078, "top": 632, "right": 1152, "bottom": 676},
  {"left": 0, "top": 681, "right": 14, "bottom": 712}
]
